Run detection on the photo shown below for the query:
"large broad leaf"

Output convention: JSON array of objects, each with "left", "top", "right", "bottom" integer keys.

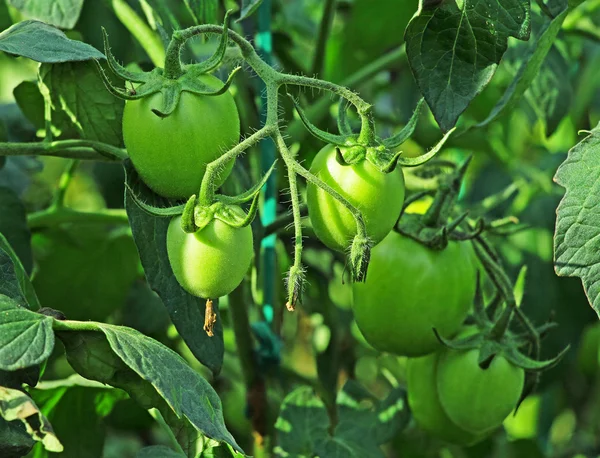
[
  {"left": 477, "top": 8, "right": 569, "bottom": 128},
  {"left": 124, "top": 162, "right": 224, "bottom": 374},
  {"left": 525, "top": 46, "right": 572, "bottom": 137},
  {"left": 13, "top": 80, "right": 78, "bottom": 139},
  {"left": 405, "top": 0, "right": 531, "bottom": 131},
  {"left": 29, "top": 375, "right": 126, "bottom": 458},
  {"left": 56, "top": 323, "right": 241, "bottom": 453},
  {"left": 275, "top": 382, "right": 409, "bottom": 457},
  {"left": 39, "top": 61, "right": 124, "bottom": 146},
  {"left": 0, "top": 20, "right": 104, "bottom": 63},
  {"left": 0, "top": 187, "right": 32, "bottom": 274},
  {"left": 0, "top": 296, "right": 54, "bottom": 371},
  {"left": 7, "top": 0, "right": 84, "bottom": 30},
  {"left": 32, "top": 224, "right": 139, "bottom": 322},
  {"left": 554, "top": 124, "right": 600, "bottom": 316},
  {"left": 0, "top": 386, "right": 63, "bottom": 453}
]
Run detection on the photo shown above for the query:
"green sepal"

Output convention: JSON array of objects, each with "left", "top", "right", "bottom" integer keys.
[
  {"left": 432, "top": 328, "right": 484, "bottom": 351},
  {"left": 382, "top": 98, "right": 424, "bottom": 149},
  {"left": 215, "top": 195, "right": 259, "bottom": 229},
  {"left": 337, "top": 98, "right": 354, "bottom": 136},
  {"left": 151, "top": 82, "right": 183, "bottom": 118},
  {"left": 218, "top": 160, "right": 277, "bottom": 205},
  {"left": 193, "top": 205, "right": 215, "bottom": 232},
  {"left": 395, "top": 127, "right": 456, "bottom": 167},
  {"left": 477, "top": 340, "right": 499, "bottom": 368},
  {"left": 180, "top": 195, "right": 198, "bottom": 233},
  {"left": 337, "top": 145, "right": 365, "bottom": 165},
  {"left": 101, "top": 27, "right": 151, "bottom": 83},
  {"left": 192, "top": 201, "right": 258, "bottom": 232},
  {"left": 95, "top": 59, "right": 163, "bottom": 101},
  {"left": 349, "top": 234, "right": 371, "bottom": 282},
  {"left": 182, "top": 66, "right": 241, "bottom": 97},
  {"left": 503, "top": 345, "right": 570, "bottom": 372},
  {"left": 189, "top": 10, "right": 233, "bottom": 75},
  {"left": 288, "top": 94, "right": 348, "bottom": 146},
  {"left": 124, "top": 183, "right": 185, "bottom": 217}
]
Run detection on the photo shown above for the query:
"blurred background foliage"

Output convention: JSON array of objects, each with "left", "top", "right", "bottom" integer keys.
[{"left": 1, "top": 0, "right": 600, "bottom": 457}]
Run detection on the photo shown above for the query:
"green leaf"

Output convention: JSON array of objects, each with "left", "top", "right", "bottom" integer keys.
[
  {"left": 0, "top": 295, "right": 54, "bottom": 371},
  {"left": 13, "top": 80, "right": 77, "bottom": 138},
  {"left": 185, "top": 0, "right": 218, "bottom": 24},
  {"left": 57, "top": 324, "right": 241, "bottom": 453},
  {"left": 477, "top": 9, "right": 569, "bottom": 128},
  {"left": 143, "top": 0, "right": 180, "bottom": 33},
  {"left": 0, "top": 416, "right": 35, "bottom": 458},
  {"left": 0, "top": 386, "right": 63, "bottom": 453},
  {"left": 554, "top": 124, "right": 600, "bottom": 316},
  {"left": 124, "top": 162, "right": 224, "bottom": 374},
  {"left": 0, "top": 187, "right": 32, "bottom": 274},
  {"left": 325, "top": 0, "right": 418, "bottom": 82},
  {"left": 525, "top": 46, "right": 572, "bottom": 136},
  {"left": 238, "top": 0, "right": 263, "bottom": 22},
  {"left": 275, "top": 382, "right": 409, "bottom": 457},
  {"left": 0, "top": 20, "right": 104, "bottom": 63},
  {"left": 0, "top": 234, "right": 40, "bottom": 310},
  {"left": 405, "top": 0, "right": 531, "bottom": 131},
  {"left": 32, "top": 225, "right": 139, "bottom": 322},
  {"left": 7, "top": 0, "right": 84, "bottom": 30},
  {"left": 39, "top": 61, "right": 124, "bottom": 146},
  {"left": 137, "top": 445, "right": 186, "bottom": 457},
  {"left": 29, "top": 376, "right": 126, "bottom": 458}
]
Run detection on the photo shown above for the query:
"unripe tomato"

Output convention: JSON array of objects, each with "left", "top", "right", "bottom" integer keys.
[
  {"left": 123, "top": 75, "right": 240, "bottom": 198},
  {"left": 407, "top": 353, "right": 483, "bottom": 445},
  {"left": 306, "top": 144, "right": 405, "bottom": 252},
  {"left": 352, "top": 232, "right": 476, "bottom": 357},
  {"left": 437, "top": 348, "right": 525, "bottom": 434},
  {"left": 166, "top": 214, "right": 253, "bottom": 299}
]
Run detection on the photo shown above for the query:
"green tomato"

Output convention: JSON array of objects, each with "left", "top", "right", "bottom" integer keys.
[
  {"left": 352, "top": 232, "right": 476, "bottom": 357},
  {"left": 437, "top": 348, "right": 525, "bottom": 434},
  {"left": 166, "top": 214, "right": 253, "bottom": 299},
  {"left": 306, "top": 144, "right": 405, "bottom": 252},
  {"left": 407, "top": 353, "right": 483, "bottom": 446},
  {"left": 123, "top": 74, "right": 240, "bottom": 198}
]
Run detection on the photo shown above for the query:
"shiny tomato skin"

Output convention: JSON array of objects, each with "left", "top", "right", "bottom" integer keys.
[
  {"left": 306, "top": 144, "right": 405, "bottom": 252},
  {"left": 166, "top": 215, "right": 253, "bottom": 299},
  {"left": 123, "top": 74, "right": 240, "bottom": 198},
  {"left": 437, "top": 348, "right": 525, "bottom": 434},
  {"left": 352, "top": 232, "right": 476, "bottom": 357},
  {"left": 407, "top": 353, "right": 484, "bottom": 446}
]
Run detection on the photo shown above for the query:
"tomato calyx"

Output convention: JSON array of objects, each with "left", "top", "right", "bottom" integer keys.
[
  {"left": 127, "top": 161, "right": 276, "bottom": 232},
  {"left": 434, "top": 279, "right": 568, "bottom": 378},
  {"left": 95, "top": 12, "right": 239, "bottom": 118}
]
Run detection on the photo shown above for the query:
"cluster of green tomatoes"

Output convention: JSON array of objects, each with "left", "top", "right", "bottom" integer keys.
[{"left": 121, "top": 67, "right": 523, "bottom": 449}]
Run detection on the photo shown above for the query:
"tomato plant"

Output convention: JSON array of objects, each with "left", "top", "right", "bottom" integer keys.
[
  {"left": 306, "top": 144, "right": 405, "bottom": 251},
  {"left": 123, "top": 77, "right": 240, "bottom": 199},
  {"left": 0, "top": 2, "right": 598, "bottom": 458},
  {"left": 352, "top": 231, "right": 476, "bottom": 356}
]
